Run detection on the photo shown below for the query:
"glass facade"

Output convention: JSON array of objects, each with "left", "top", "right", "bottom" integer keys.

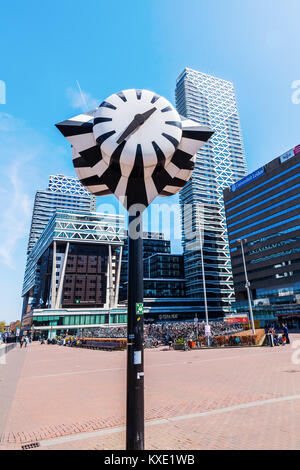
[
  {"left": 119, "top": 232, "right": 173, "bottom": 301},
  {"left": 33, "top": 314, "right": 108, "bottom": 326},
  {"left": 143, "top": 253, "right": 184, "bottom": 279},
  {"left": 144, "top": 280, "right": 185, "bottom": 298},
  {"left": 224, "top": 148, "right": 300, "bottom": 325},
  {"left": 176, "top": 68, "right": 247, "bottom": 317}
]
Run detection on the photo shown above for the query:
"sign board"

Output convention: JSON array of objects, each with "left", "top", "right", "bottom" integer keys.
[
  {"left": 205, "top": 324, "right": 211, "bottom": 336},
  {"left": 16, "top": 328, "right": 20, "bottom": 337},
  {"left": 136, "top": 303, "right": 144, "bottom": 315},
  {"left": 225, "top": 315, "right": 248, "bottom": 324},
  {"left": 253, "top": 298, "right": 270, "bottom": 306},
  {"left": 230, "top": 167, "right": 265, "bottom": 192},
  {"left": 279, "top": 145, "right": 300, "bottom": 164}
]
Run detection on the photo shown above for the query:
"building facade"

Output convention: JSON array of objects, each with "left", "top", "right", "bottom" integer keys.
[
  {"left": 176, "top": 67, "right": 247, "bottom": 318},
  {"left": 119, "top": 231, "right": 178, "bottom": 301},
  {"left": 224, "top": 145, "right": 300, "bottom": 327},
  {"left": 143, "top": 253, "right": 185, "bottom": 298},
  {"left": 22, "top": 210, "right": 125, "bottom": 328},
  {"left": 27, "top": 174, "right": 96, "bottom": 254}
]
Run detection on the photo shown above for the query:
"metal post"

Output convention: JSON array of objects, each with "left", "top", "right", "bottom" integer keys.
[
  {"left": 114, "top": 245, "right": 123, "bottom": 307},
  {"left": 194, "top": 313, "right": 199, "bottom": 347},
  {"left": 51, "top": 241, "right": 57, "bottom": 308},
  {"left": 108, "top": 245, "right": 114, "bottom": 309},
  {"left": 105, "top": 248, "right": 110, "bottom": 308},
  {"left": 126, "top": 211, "right": 144, "bottom": 450},
  {"left": 55, "top": 242, "right": 69, "bottom": 309},
  {"left": 198, "top": 214, "right": 210, "bottom": 346},
  {"left": 239, "top": 239, "right": 255, "bottom": 334}
]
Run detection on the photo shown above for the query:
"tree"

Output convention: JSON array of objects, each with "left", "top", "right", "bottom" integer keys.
[
  {"left": 10, "top": 321, "right": 21, "bottom": 333},
  {"left": 0, "top": 322, "right": 5, "bottom": 334}
]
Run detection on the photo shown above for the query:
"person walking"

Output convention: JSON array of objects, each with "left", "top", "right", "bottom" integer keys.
[
  {"left": 24, "top": 336, "right": 29, "bottom": 348},
  {"left": 282, "top": 324, "right": 290, "bottom": 344},
  {"left": 19, "top": 336, "right": 24, "bottom": 348},
  {"left": 267, "top": 327, "right": 274, "bottom": 347}
]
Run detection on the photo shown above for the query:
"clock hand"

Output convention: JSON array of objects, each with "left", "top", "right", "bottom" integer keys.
[
  {"left": 140, "top": 107, "right": 156, "bottom": 120},
  {"left": 116, "top": 116, "right": 141, "bottom": 144},
  {"left": 116, "top": 107, "right": 157, "bottom": 144}
]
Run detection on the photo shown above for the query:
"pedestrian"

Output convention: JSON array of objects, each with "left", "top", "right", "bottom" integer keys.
[
  {"left": 24, "top": 336, "right": 29, "bottom": 348},
  {"left": 282, "top": 324, "right": 290, "bottom": 344},
  {"left": 267, "top": 327, "right": 274, "bottom": 347},
  {"left": 20, "top": 336, "right": 24, "bottom": 348}
]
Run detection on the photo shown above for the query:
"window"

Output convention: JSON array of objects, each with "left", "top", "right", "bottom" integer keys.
[
  {"left": 228, "top": 196, "right": 300, "bottom": 229},
  {"left": 230, "top": 210, "right": 300, "bottom": 237},
  {"left": 227, "top": 167, "right": 300, "bottom": 211},
  {"left": 227, "top": 182, "right": 300, "bottom": 221}
]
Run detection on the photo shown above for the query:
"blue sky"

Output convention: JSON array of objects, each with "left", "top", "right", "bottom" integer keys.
[{"left": 0, "top": 0, "right": 299, "bottom": 322}]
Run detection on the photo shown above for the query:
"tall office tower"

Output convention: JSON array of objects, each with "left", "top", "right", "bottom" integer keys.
[
  {"left": 176, "top": 67, "right": 247, "bottom": 318},
  {"left": 27, "top": 174, "right": 96, "bottom": 254}
]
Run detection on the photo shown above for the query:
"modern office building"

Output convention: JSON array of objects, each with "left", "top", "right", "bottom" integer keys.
[
  {"left": 224, "top": 145, "right": 300, "bottom": 327},
  {"left": 27, "top": 174, "right": 96, "bottom": 254},
  {"left": 176, "top": 67, "right": 247, "bottom": 318},
  {"left": 119, "top": 231, "right": 178, "bottom": 301},
  {"left": 21, "top": 210, "right": 125, "bottom": 330},
  {"left": 24, "top": 218, "right": 200, "bottom": 336},
  {"left": 143, "top": 253, "right": 185, "bottom": 298}
]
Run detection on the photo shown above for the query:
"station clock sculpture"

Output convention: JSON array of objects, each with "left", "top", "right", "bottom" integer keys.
[{"left": 56, "top": 88, "right": 214, "bottom": 450}]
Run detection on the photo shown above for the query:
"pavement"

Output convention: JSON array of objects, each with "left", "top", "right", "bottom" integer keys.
[{"left": 1, "top": 335, "right": 300, "bottom": 450}]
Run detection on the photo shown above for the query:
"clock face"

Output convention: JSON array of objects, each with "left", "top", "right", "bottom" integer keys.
[
  {"left": 56, "top": 88, "right": 214, "bottom": 210},
  {"left": 93, "top": 89, "right": 182, "bottom": 173}
]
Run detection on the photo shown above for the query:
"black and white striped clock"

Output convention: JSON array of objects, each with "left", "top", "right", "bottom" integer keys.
[{"left": 56, "top": 88, "right": 214, "bottom": 209}]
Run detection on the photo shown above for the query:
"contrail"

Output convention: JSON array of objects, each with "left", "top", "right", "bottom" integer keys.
[{"left": 76, "top": 80, "right": 88, "bottom": 112}]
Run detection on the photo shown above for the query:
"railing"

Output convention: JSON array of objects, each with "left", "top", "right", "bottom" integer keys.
[{"left": 0, "top": 341, "right": 17, "bottom": 361}]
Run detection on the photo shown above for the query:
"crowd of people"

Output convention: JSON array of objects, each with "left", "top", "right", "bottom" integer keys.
[
  {"left": 42, "top": 336, "right": 82, "bottom": 347},
  {"left": 266, "top": 323, "right": 290, "bottom": 346}
]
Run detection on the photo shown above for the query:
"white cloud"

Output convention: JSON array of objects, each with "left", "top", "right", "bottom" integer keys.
[
  {"left": 0, "top": 157, "right": 32, "bottom": 268},
  {"left": 0, "top": 112, "right": 23, "bottom": 132},
  {"left": 66, "top": 85, "right": 99, "bottom": 112},
  {"left": 0, "top": 112, "right": 70, "bottom": 269}
]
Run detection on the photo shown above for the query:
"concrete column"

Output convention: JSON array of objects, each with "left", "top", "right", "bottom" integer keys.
[
  {"left": 51, "top": 241, "right": 57, "bottom": 308},
  {"left": 104, "top": 248, "right": 110, "bottom": 308},
  {"left": 55, "top": 242, "right": 69, "bottom": 309},
  {"left": 114, "top": 245, "right": 123, "bottom": 307},
  {"left": 108, "top": 245, "right": 114, "bottom": 309}
]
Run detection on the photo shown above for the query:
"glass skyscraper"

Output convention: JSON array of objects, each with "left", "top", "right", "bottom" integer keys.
[
  {"left": 27, "top": 174, "right": 96, "bottom": 254},
  {"left": 176, "top": 67, "right": 247, "bottom": 318}
]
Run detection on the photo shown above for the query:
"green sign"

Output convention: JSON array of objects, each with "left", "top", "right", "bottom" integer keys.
[{"left": 136, "top": 303, "right": 144, "bottom": 315}]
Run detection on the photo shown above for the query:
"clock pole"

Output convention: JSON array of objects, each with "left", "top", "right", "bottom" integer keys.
[
  {"left": 126, "top": 209, "right": 144, "bottom": 450},
  {"left": 56, "top": 87, "right": 214, "bottom": 452}
]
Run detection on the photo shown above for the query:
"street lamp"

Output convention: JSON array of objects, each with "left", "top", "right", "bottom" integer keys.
[
  {"left": 238, "top": 238, "right": 255, "bottom": 334},
  {"left": 56, "top": 88, "right": 214, "bottom": 450}
]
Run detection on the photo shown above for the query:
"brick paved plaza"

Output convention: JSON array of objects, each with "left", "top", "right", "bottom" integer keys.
[{"left": 1, "top": 336, "right": 300, "bottom": 450}]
